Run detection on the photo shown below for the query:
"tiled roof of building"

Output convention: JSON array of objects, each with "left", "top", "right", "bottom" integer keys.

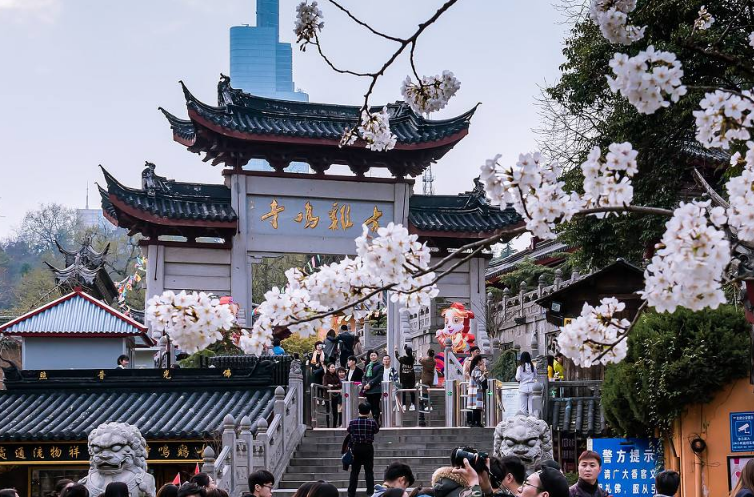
[
  {"left": 486, "top": 239, "right": 570, "bottom": 279},
  {"left": 548, "top": 396, "right": 606, "bottom": 435},
  {"left": 0, "top": 387, "right": 274, "bottom": 441},
  {"left": 101, "top": 166, "right": 237, "bottom": 223},
  {"left": 159, "top": 75, "right": 476, "bottom": 175},
  {"left": 408, "top": 178, "right": 522, "bottom": 235},
  {"left": 0, "top": 290, "right": 149, "bottom": 341}
]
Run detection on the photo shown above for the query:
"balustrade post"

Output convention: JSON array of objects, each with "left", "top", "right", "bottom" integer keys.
[
  {"left": 485, "top": 379, "right": 500, "bottom": 427},
  {"left": 554, "top": 269, "right": 563, "bottom": 290},
  {"left": 445, "top": 379, "right": 455, "bottom": 427},
  {"left": 502, "top": 287, "right": 510, "bottom": 320},
  {"left": 289, "top": 360, "right": 304, "bottom": 433},
  {"left": 221, "top": 414, "right": 236, "bottom": 493},
  {"left": 201, "top": 446, "right": 216, "bottom": 482},
  {"left": 381, "top": 381, "right": 394, "bottom": 427},
  {"left": 254, "top": 418, "right": 269, "bottom": 472},
  {"left": 236, "top": 416, "right": 253, "bottom": 495},
  {"left": 531, "top": 382, "right": 544, "bottom": 419},
  {"left": 274, "top": 386, "right": 286, "bottom": 454},
  {"left": 341, "top": 381, "right": 357, "bottom": 425}
]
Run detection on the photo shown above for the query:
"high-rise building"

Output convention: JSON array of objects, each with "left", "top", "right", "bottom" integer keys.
[
  {"left": 230, "top": 0, "right": 310, "bottom": 172},
  {"left": 230, "top": 0, "right": 309, "bottom": 102}
]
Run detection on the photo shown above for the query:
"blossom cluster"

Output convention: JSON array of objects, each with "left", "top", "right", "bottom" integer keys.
[
  {"left": 726, "top": 143, "right": 754, "bottom": 242},
  {"left": 145, "top": 291, "right": 236, "bottom": 354},
  {"left": 558, "top": 298, "right": 631, "bottom": 367},
  {"left": 580, "top": 142, "right": 638, "bottom": 216},
  {"left": 342, "top": 108, "right": 397, "bottom": 152},
  {"left": 607, "top": 46, "right": 687, "bottom": 115},
  {"left": 694, "top": 5, "right": 714, "bottom": 31},
  {"left": 589, "top": 0, "right": 645, "bottom": 45},
  {"left": 400, "top": 71, "right": 461, "bottom": 115},
  {"left": 250, "top": 223, "right": 438, "bottom": 347},
  {"left": 641, "top": 201, "right": 730, "bottom": 313},
  {"left": 294, "top": 1, "right": 324, "bottom": 50},
  {"left": 480, "top": 152, "right": 582, "bottom": 239},
  {"left": 693, "top": 90, "right": 754, "bottom": 149}
]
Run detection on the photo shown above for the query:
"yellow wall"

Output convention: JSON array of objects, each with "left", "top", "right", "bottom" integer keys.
[{"left": 666, "top": 377, "right": 754, "bottom": 497}]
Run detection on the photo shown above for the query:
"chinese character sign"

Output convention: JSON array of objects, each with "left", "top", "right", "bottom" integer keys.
[
  {"left": 588, "top": 438, "right": 663, "bottom": 497},
  {"left": 731, "top": 412, "right": 754, "bottom": 452},
  {"left": 249, "top": 196, "right": 394, "bottom": 239}
]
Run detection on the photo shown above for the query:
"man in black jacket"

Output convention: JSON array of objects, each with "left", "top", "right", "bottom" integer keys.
[
  {"left": 362, "top": 350, "right": 384, "bottom": 425},
  {"left": 338, "top": 325, "right": 356, "bottom": 367},
  {"left": 395, "top": 346, "right": 417, "bottom": 411},
  {"left": 346, "top": 356, "right": 364, "bottom": 382}
]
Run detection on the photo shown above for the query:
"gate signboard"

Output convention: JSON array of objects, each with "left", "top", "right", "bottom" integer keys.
[{"left": 587, "top": 438, "right": 662, "bottom": 496}]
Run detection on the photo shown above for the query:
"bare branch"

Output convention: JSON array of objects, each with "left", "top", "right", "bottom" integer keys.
[{"left": 326, "top": 0, "right": 405, "bottom": 42}]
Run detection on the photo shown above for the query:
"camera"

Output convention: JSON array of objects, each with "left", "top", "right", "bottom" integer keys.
[{"left": 450, "top": 448, "right": 488, "bottom": 474}]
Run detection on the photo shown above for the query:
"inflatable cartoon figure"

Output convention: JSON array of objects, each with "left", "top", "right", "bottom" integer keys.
[{"left": 434, "top": 302, "right": 476, "bottom": 378}]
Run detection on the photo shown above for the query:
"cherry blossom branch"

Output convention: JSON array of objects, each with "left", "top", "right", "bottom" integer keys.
[{"left": 588, "top": 300, "right": 648, "bottom": 363}]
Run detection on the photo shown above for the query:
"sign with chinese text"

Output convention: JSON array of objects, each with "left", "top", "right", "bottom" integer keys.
[
  {"left": 588, "top": 438, "right": 662, "bottom": 496},
  {"left": 249, "top": 196, "right": 394, "bottom": 239},
  {"left": 731, "top": 411, "right": 754, "bottom": 452},
  {"left": 0, "top": 442, "right": 206, "bottom": 465}
]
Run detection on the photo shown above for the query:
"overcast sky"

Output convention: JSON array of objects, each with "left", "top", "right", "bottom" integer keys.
[{"left": 0, "top": 0, "right": 571, "bottom": 240}]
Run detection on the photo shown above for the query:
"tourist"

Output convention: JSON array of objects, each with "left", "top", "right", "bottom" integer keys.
[
  {"left": 373, "top": 462, "right": 416, "bottom": 497},
  {"left": 271, "top": 338, "right": 285, "bottom": 355},
  {"left": 519, "top": 467, "right": 569, "bottom": 497},
  {"left": 395, "top": 345, "right": 417, "bottom": 412},
  {"left": 353, "top": 335, "right": 364, "bottom": 358},
  {"left": 463, "top": 346, "right": 481, "bottom": 380},
  {"left": 362, "top": 350, "right": 384, "bottom": 424},
  {"left": 338, "top": 324, "right": 356, "bottom": 367},
  {"left": 346, "top": 355, "right": 364, "bottom": 383},
  {"left": 248, "top": 469, "right": 275, "bottom": 497},
  {"left": 156, "top": 484, "right": 179, "bottom": 497},
  {"left": 347, "top": 403, "right": 380, "bottom": 497},
  {"left": 654, "top": 470, "right": 680, "bottom": 497},
  {"left": 569, "top": 451, "right": 608, "bottom": 497},
  {"left": 116, "top": 355, "right": 129, "bottom": 369},
  {"left": 293, "top": 481, "right": 339, "bottom": 497},
  {"left": 190, "top": 473, "right": 215, "bottom": 490},
  {"left": 554, "top": 353, "right": 565, "bottom": 380},
  {"left": 382, "top": 354, "right": 399, "bottom": 384},
  {"left": 732, "top": 459, "right": 754, "bottom": 497},
  {"left": 0, "top": 489, "right": 19, "bottom": 497},
  {"left": 408, "top": 488, "right": 435, "bottom": 497},
  {"left": 324, "top": 329, "right": 340, "bottom": 364},
  {"left": 547, "top": 355, "right": 555, "bottom": 380},
  {"left": 323, "top": 362, "right": 343, "bottom": 427},
  {"left": 61, "top": 485, "right": 89, "bottom": 497},
  {"left": 515, "top": 351, "right": 536, "bottom": 416},
  {"left": 311, "top": 342, "right": 326, "bottom": 388},
  {"left": 177, "top": 483, "right": 206, "bottom": 497},
  {"left": 51, "top": 480, "right": 74, "bottom": 497},
  {"left": 487, "top": 455, "right": 525, "bottom": 496},
  {"left": 420, "top": 349, "right": 437, "bottom": 387},
  {"left": 466, "top": 355, "right": 487, "bottom": 427},
  {"left": 537, "top": 459, "right": 564, "bottom": 474},
  {"left": 206, "top": 490, "right": 228, "bottom": 497},
  {"left": 104, "top": 483, "right": 129, "bottom": 497},
  {"left": 434, "top": 456, "right": 484, "bottom": 497}
]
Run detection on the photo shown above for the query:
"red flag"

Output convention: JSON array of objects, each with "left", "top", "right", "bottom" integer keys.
[
  {"left": 194, "top": 463, "right": 201, "bottom": 475},
  {"left": 172, "top": 473, "right": 181, "bottom": 485}
]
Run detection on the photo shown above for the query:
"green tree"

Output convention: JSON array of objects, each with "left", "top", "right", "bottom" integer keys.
[
  {"left": 542, "top": 1, "right": 751, "bottom": 268},
  {"left": 602, "top": 305, "right": 750, "bottom": 436}
]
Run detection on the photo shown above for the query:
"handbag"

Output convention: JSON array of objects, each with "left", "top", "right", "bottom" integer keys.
[{"left": 341, "top": 449, "right": 354, "bottom": 466}]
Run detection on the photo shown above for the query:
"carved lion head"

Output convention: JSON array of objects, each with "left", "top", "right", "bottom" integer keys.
[{"left": 88, "top": 422, "right": 148, "bottom": 474}]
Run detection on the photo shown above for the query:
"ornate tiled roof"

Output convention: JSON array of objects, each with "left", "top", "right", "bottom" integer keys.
[
  {"left": 408, "top": 178, "right": 522, "bottom": 236},
  {"left": 0, "top": 386, "right": 274, "bottom": 440},
  {"left": 159, "top": 75, "right": 476, "bottom": 175},
  {"left": 487, "top": 239, "right": 571, "bottom": 279},
  {"left": 99, "top": 164, "right": 238, "bottom": 240}
]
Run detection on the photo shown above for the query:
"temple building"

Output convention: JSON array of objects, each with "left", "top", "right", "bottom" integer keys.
[{"left": 101, "top": 75, "right": 523, "bottom": 353}]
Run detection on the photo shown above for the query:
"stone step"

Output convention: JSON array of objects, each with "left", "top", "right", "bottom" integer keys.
[
  {"left": 278, "top": 479, "right": 440, "bottom": 490},
  {"left": 288, "top": 455, "right": 453, "bottom": 468},
  {"left": 301, "top": 430, "right": 494, "bottom": 442},
  {"left": 274, "top": 488, "right": 372, "bottom": 497},
  {"left": 282, "top": 471, "right": 438, "bottom": 482},
  {"left": 293, "top": 447, "right": 469, "bottom": 458}
]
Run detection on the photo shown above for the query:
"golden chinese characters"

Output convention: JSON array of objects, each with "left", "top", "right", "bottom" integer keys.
[
  {"left": 328, "top": 203, "right": 354, "bottom": 231},
  {"left": 222, "top": 369, "right": 232, "bottom": 378},
  {"left": 68, "top": 446, "right": 80, "bottom": 458},
  {"left": 33, "top": 447, "right": 44, "bottom": 459},
  {"left": 176, "top": 445, "right": 189, "bottom": 458},
  {"left": 261, "top": 199, "right": 285, "bottom": 229},
  {"left": 39, "top": 371, "right": 47, "bottom": 380},
  {"left": 158, "top": 445, "right": 171, "bottom": 458},
  {"left": 0, "top": 447, "right": 6, "bottom": 460},
  {"left": 364, "top": 206, "right": 383, "bottom": 232},
  {"left": 50, "top": 446, "right": 62, "bottom": 459},
  {"left": 97, "top": 370, "right": 106, "bottom": 380},
  {"left": 15, "top": 447, "right": 26, "bottom": 460}
]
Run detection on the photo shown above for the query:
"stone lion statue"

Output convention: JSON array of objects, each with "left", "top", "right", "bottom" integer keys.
[
  {"left": 493, "top": 414, "right": 554, "bottom": 473},
  {"left": 79, "top": 422, "right": 156, "bottom": 497}
]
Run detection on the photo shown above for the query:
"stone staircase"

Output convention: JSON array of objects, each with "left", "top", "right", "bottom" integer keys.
[{"left": 275, "top": 427, "right": 496, "bottom": 496}]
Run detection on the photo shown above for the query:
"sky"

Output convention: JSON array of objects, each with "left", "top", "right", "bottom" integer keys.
[{"left": 0, "top": 0, "right": 573, "bottom": 241}]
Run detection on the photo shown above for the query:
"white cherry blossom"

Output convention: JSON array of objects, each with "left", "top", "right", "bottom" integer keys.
[
  {"left": 343, "top": 107, "right": 397, "bottom": 152},
  {"left": 694, "top": 5, "right": 714, "bottom": 30},
  {"left": 607, "top": 46, "right": 687, "bottom": 114},
  {"left": 580, "top": 142, "right": 638, "bottom": 216},
  {"left": 640, "top": 201, "right": 731, "bottom": 313},
  {"left": 294, "top": 1, "right": 324, "bottom": 50},
  {"left": 401, "top": 71, "right": 461, "bottom": 114},
  {"left": 693, "top": 90, "right": 754, "bottom": 149},
  {"left": 725, "top": 143, "right": 754, "bottom": 242},
  {"left": 558, "top": 297, "right": 631, "bottom": 367},
  {"left": 589, "top": 0, "right": 646, "bottom": 45}
]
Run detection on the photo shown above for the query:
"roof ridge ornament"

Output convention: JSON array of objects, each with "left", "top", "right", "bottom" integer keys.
[{"left": 141, "top": 162, "right": 173, "bottom": 197}]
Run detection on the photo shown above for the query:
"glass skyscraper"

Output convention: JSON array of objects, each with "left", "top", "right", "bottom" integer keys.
[{"left": 230, "top": 0, "right": 309, "bottom": 102}]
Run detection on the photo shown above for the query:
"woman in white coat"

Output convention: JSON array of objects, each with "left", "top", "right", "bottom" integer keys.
[{"left": 515, "top": 351, "right": 537, "bottom": 415}]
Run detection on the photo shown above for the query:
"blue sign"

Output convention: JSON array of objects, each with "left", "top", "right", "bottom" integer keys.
[
  {"left": 731, "top": 412, "right": 754, "bottom": 452},
  {"left": 588, "top": 438, "right": 663, "bottom": 496}
]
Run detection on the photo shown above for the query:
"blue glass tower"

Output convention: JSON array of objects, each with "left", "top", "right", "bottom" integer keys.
[{"left": 230, "top": 0, "right": 309, "bottom": 102}]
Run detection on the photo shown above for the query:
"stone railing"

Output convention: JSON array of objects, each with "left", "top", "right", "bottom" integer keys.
[{"left": 201, "top": 360, "right": 305, "bottom": 496}]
